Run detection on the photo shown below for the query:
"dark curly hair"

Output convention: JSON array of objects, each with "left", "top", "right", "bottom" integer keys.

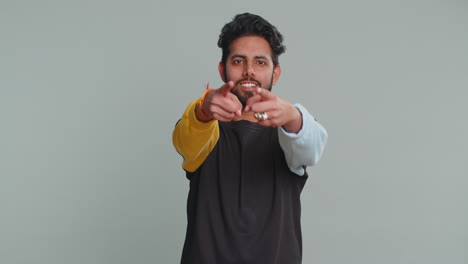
[{"left": 218, "top": 13, "right": 286, "bottom": 67}]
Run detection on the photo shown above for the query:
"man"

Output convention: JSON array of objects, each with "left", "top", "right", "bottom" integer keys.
[{"left": 173, "top": 13, "right": 328, "bottom": 264}]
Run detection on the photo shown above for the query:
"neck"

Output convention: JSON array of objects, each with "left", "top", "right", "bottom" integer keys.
[{"left": 232, "top": 111, "right": 258, "bottom": 122}]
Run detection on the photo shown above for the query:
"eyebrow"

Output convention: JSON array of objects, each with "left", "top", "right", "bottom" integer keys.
[{"left": 230, "top": 54, "right": 270, "bottom": 61}]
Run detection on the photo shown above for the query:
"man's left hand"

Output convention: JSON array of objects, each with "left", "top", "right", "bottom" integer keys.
[{"left": 245, "top": 88, "right": 303, "bottom": 133}]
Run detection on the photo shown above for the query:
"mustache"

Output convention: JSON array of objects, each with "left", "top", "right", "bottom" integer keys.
[{"left": 235, "top": 78, "right": 262, "bottom": 87}]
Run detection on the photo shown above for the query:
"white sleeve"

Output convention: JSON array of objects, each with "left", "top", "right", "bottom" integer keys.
[{"left": 278, "top": 104, "right": 328, "bottom": 176}]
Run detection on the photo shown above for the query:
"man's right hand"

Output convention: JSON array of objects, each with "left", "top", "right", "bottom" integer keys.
[{"left": 196, "top": 81, "right": 243, "bottom": 122}]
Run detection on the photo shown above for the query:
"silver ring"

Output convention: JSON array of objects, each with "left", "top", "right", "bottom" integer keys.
[{"left": 254, "top": 112, "right": 268, "bottom": 121}]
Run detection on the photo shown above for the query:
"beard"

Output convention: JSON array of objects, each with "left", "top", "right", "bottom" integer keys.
[
  {"left": 230, "top": 88, "right": 253, "bottom": 109},
  {"left": 226, "top": 73, "right": 274, "bottom": 109}
]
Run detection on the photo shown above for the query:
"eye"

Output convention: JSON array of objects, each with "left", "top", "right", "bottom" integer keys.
[
  {"left": 256, "top": 60, "right": 267, "bottom": 65},
  {"left": 233, "top": 59, "right": 244, "bottom": 64}
]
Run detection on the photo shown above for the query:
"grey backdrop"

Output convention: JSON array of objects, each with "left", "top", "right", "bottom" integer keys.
[{"left": 1, "top": 0, "right": 467, "bottom": 263}]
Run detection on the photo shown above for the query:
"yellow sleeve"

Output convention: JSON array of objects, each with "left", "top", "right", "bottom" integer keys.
[{"left": 172, "top": 99, "right": 219, "bottom": 172}]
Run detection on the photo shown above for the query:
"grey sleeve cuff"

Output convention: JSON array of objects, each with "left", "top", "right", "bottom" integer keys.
[{"left": 278, "top": 104, "right": 328, "bottom": 176}]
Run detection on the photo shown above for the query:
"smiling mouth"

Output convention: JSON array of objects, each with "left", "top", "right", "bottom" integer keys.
[{"left": 238, "top": 81, "right": 260, "bottom": 91}]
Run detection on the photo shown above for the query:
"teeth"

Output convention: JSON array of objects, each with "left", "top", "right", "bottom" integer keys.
[{"left": 241, "top": 83, "right": 256, "bottom": 87}]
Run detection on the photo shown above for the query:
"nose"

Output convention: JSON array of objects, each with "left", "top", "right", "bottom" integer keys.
[{"left": 243, "top": 62, "right": 255, "bottom": 77}]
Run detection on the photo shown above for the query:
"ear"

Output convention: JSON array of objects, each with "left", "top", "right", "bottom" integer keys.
[
  {"left": 218, "top": 62, "right": 226, "bottom": 82},
  {"left": 272, "top": 64, "right": 282, "bottom": 86}
]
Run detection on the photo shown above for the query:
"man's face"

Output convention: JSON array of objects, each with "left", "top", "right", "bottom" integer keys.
[{"left": 219, "top": 36, "right": 281, "bottom": 108}]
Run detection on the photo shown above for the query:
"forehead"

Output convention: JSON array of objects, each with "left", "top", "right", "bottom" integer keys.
[{"left": 228, "top": 36, "right": 272, "bottom": 59}]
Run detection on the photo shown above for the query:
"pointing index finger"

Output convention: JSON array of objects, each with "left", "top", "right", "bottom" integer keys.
[
  {"left": 255, "top": 87, "right": 275, "bottom": 99},
  {"left": 219, "top": 81, "right": 235, "bottom": 97}
]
